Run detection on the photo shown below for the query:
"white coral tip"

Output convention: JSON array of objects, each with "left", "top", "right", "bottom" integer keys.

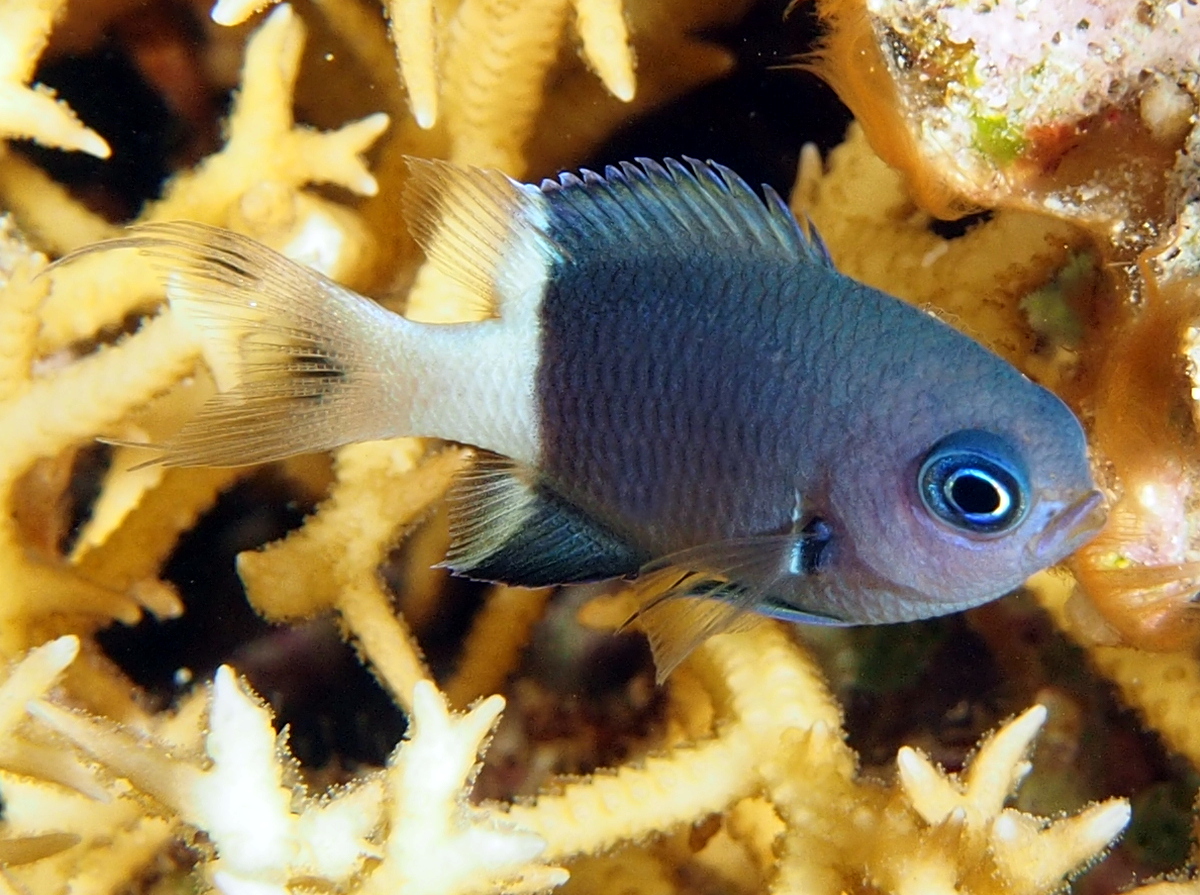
[
  {"left": 72, "top": 128, "right": 112, "bottom": 159},
  {"left": 1086, "top": 799, "right": 1133, "bottom": 845},
  {"left": 39, "top": 635, "right": 81, "bottom": 669},
  {"left": 897, "top": 746, "right": 957, "bottom": 824},
  {"left": 211, "top": 0, "right": 274, "bottom": 26},
  {"left": 7, "top": 636, "right": 80, "bottom": 724},
  {"left": 992, "top": 799, "right": 1130, "bottom": 889},
  {"left": 966, "top": 704, "right": 1047, "bottom": 810}
]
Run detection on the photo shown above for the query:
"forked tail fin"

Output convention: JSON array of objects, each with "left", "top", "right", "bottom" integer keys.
[
  {"left": 54, "top": 221, "right": 409, "bottom": 467},
  {"left": 53, "top": 158, "right": 556, "bottom": 468}
]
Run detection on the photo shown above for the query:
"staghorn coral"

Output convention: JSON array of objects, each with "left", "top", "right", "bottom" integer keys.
[
  {"left": 0, "top": 0, "right": 1198, "bottom": 893},
  {"left": 0, "top": 0, "right": 110, "bottom": 158},
  {"left": 1, "top": 625, "right": 1133, "bottom": 895},
  {"left": 31, "top": 665, "right": 566, "bottom": 895},
  {"left": 210, "top": 0, "right": 634, "bottom": 134}
]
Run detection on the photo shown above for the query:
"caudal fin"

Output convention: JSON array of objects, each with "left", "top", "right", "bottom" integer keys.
[
  {"left": 56, "top": 221, "right": 406, "bottom": 467},
  {"left": 55, "top": 158, "right": 556, "bottom": 468}
]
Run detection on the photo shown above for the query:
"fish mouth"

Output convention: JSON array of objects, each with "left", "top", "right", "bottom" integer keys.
[{"left": 1028, "top": 489, "right": 1107, "bottom": 565}]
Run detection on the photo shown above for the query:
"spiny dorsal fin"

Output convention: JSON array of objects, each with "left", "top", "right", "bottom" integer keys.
[
  {"left": 402, "top": 158, "right": 559, "bottom": 318},
  {"left": 538, "top": 158, "right": 829, "bottom": 268},
  {"left": 50, "top": 222, "right": 406, "bottom": 467},
  {"left": 441, "top": 454, "right": 647, "bottom": 587}
]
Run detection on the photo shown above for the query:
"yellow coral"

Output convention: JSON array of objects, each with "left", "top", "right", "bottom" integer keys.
[
  {"left": 0, "top": 0, "right": 109, "bottom": 157},
  {"left": 16, "top": 626, "right": 1123, "bottom": 895},
  {"left": 35, "top": 666, "right": 384, "bottom": 889},
  {"left": 238, "top": 442, "right": 469, "bottom": 712},
  {"left": 208, "top": 0, "right": 633, "bottom": 138},
  {"left": 37, "top": 4, "right": 388, "bottom": 352},
  {"left": 0, "top": 638, "right": 173, "bottom": 893},
  {"left": 0, "top": 227, "right": 195, "bottom": 656},
  {"left": 33, "top": 657, "right": 563, "bottom": 895}
]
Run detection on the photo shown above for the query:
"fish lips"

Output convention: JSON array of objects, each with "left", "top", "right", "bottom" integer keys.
[{"left": 1027, "top": 489, "right": 1107, "bottom": 566}]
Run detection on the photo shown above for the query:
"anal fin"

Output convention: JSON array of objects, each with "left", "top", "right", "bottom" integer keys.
[{"left": 441, "top": 454, "right": 647, "bottom": 587}]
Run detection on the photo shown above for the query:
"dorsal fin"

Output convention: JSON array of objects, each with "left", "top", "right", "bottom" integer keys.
[
  {"left": 538, "top": 158, "right": 829, "bottom": 267},
  {"left": 402, "top": 158, "right": 559, "bottom": 318},
  {"left": 440, "top": 454, "right": 647, "bottom": 587}
]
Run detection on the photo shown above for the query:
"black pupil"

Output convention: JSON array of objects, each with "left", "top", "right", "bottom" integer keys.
[{"left": 949, "top": 472, "right": 1002, "bottom": 516}]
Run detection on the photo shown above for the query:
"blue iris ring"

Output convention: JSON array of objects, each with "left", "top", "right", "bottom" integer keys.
[{"left": 918, "top": 430, "right": 1030, "bottom": 536}]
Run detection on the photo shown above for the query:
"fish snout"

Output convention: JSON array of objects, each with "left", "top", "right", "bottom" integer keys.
[{"left": 1028, "top": 489, "right": 1108, "bottom": 565}]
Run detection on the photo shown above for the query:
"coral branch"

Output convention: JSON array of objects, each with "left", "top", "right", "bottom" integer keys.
[
  {"left": 0, "top": 0, "right": 110, "bottom": 157},
  {"left": 508, "top": 732, "right": 757, "bottom": 860},
  {"left": 898, "top": 705, "right": 1044, "bottom": 829},
  {"left": 72, "top": 465, "right": 243, "bottom": 587},
  {"left": 34, "top": 665, "right": 383, "bottom": 890},
  {"left": 146, "top": 4, "right": 389, "bottom": 220},
  {"left": 210, "top": 0, "right": 274, "bottom": 25},
  {"left": 0, "top": 225, "right": 46, "bottom": 403},
  {"left": 386, "top": 0, "right": 440, "bottom": 128},
  {"left": 990, "top": 800, "right": 1132, "bottom": 893},
  {"left": 237, "top": 442, "right": 465, "bottom": 619},
  {"left": 0, "top": 313, "right": 196, "bottom": 482},
  {"left": 572, "top": 0, "right": 636, "bottom": 102},
  {"left": 0, "top": 637, "right": 104, "bottom": 796},
  {"left": 362, "top": 681, "right": 568, "bottom": 895},
  {"left": 337, "top": 574, "right": 433, "bottom": 710},
  {"left": 36, "top": 3, "right": 388, "bottom": 350},
  {"left": 442, "top": 0, "right": 573, "bottom": 172},
  {"left": 445, "top": 585, "right": 553, "bottom": 708},
  {"left": 238, "top": 442, "right": 468, "bottom": 710},
  {"left": 0, "top": 154, "right": 117, "bottom": 255}
]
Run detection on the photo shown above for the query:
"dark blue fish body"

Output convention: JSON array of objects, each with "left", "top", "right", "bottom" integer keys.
[{"left": 66, "top": 158, "right": 1106, "bottom": 676}]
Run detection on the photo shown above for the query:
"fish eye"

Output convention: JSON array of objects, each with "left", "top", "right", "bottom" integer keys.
[{"left": 918, "top": 430, "right": 1029, "bottom": 535}]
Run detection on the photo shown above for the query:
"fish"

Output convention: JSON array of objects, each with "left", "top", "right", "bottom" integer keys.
[{"left": 64, "top": 157, "right": 1107, "bottom": 678}]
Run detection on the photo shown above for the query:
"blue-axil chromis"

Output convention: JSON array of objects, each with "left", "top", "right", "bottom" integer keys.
[{"left": 64, "top": 157, "right": 1107, "bottom": 679}]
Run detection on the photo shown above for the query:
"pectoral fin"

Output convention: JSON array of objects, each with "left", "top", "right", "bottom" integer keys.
[{"left": 625, "top": 529, "right": 844, "bottom": 683}]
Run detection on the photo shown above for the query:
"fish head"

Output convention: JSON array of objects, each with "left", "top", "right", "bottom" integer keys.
[{"left": 824, "top": 364, "right": 1106, "bottom": 623}]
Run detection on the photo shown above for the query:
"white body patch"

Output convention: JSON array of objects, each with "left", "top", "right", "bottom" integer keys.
[
  {"left": 379, "top": 181, "right": 554, "bottom": 464},
  {"left": 380, "top": 265, "right": 546, "bottom": 465}
]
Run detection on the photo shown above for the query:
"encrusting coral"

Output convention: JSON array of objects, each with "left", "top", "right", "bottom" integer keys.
[
  {"left": 808, "top": 0, "right": 1199, "bottom": 252},
  {"left": 0, "top": 0, "right": 1199, "bottom": 893}
]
